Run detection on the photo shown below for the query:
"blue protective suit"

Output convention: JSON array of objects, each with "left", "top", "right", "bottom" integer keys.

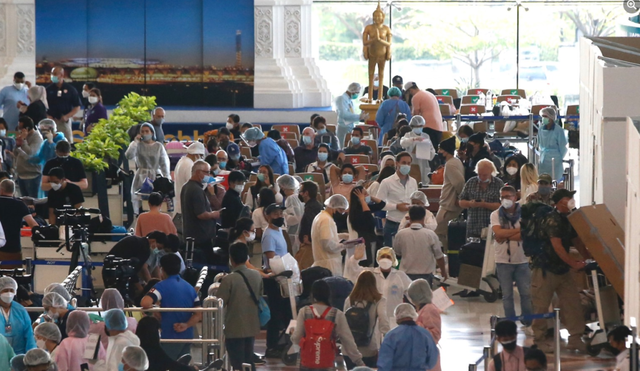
[
  {"left": 376, "top": 98, "right": 412, "bottom": 145},
  {"left": 29, "top": 132, "right": 66, "bottom": 166},
  {"left": 377, "top": 322, "right": 439, "bottom": 371},
  {"left": 258, "top": 138, "right": 289, "bottom": 175},
  {"left": 0, "top": 302, "right": 37, "bottom": 355},
  {"left": 537, "top": 123, "right": 567, "bottom": 181}
]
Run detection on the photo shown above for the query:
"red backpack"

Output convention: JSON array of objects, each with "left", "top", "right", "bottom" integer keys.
[{"left": 300, "top": 306, "right": 337, "bottom": 369}]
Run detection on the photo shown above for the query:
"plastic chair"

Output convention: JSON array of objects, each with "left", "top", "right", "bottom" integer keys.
[
  {"left": 281, "top": 132, "right": 298, "bottom": 140},
  {"left": 296, "top": 172, "right": 327, "bottom": 202},
  {"left": 500, "top": 89, "right": 526, "bottom": 98},
  {"left": 459, "top": 105, "right": 485, "bottom": 115},
  {"left": 435, "top": 89, "right": 459, "bottom": 99},
  {"left": 361, "top": 139, "right": 379, "bottom": 164},
  {"left": 286, "top": 138, "right": 299, "bottom": 150},
  {"left": 467, "top": 88, "right": 490, "bottom": 95},
  {"left": 240, "top": 147, "right": 252, "bottom": 159},
  {"left": 326, "top": 124, "right": 336, "bottom": 134},
  {"left": 461, "top": 95, "right": 481, "bottom": 105},
  {"left": 436, "top": 95, "right": 454, "bottom": 106},
  {"left": 345, "top": 154, "right": 371, "bottom": 165},
  {"left": 272, "top": 124, "right": 301, "bottom": 137},
  {"left": 496, "top": 95, "right": 520, "bottom": 104}
]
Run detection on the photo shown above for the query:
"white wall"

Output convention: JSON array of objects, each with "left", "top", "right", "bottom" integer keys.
[
  {"left": 625, "top": 117, "right": 640, "bottom": 325},
  {"left": 0, "top": 0, "right": 35, "bottom": 87}
]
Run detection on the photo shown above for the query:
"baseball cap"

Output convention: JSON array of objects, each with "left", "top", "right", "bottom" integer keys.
[
  {"left": 404, "top": 81, "right": 418, "bottom": 90},
  {"left": 265, "top": 203, "right": 286, "bottom": 215},
  {"left": 392, "top": 75, "right": 403, "bottom": 85},
  {"left": 537, "top": 174, "right": 552, "bottom": 184},
  {"left": 226, "top": 142, "right": 240, "bottom": 157},
  {"left": 186, "top": 142, "right": 205, "bottom": 155},
  {"left": 551, "top": 189, "right": 576, "bottom": 204}
]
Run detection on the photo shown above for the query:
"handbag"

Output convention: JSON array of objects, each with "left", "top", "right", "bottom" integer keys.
[{"left": 237, "top": 270, "right": 271, "bottom": 326}]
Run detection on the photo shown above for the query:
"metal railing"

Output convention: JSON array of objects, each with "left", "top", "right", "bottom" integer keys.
[{"left": 469, "top": 309, "right": 561, "bottom": 371}]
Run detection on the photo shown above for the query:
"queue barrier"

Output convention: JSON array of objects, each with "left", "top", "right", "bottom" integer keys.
[{"left": 468, "top": 309, "right": 561, "bottom": 371}]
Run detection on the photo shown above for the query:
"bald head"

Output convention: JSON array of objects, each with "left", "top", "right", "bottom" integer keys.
[
  {"left": 0, "top": 179, "right": 15, "bottom": 196},
  {"left": 51, "top": 67, "right": 64, "bottom": 78}
]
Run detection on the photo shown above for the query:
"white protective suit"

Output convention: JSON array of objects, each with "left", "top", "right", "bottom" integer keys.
[
  {"left": 400, "top": 130, "right": 435, "bottom": 185},
  {"left": 172, "top": 155, "right": 194, "bottom": 214},
  {"left": 283, "top": 194, "right": 304, "bottom": 254},
  {"left": 310, "top": 210, "right": 351, "bottom": 276}
]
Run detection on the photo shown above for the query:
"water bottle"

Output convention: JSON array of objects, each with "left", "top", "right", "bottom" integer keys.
[{"left": 479, "top": 92, "right": 485, "bottom": 106}]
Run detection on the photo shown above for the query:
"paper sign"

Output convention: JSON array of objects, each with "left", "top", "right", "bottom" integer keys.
[
  {"left": 471, "top": 96, "right": 479, "bottom": 103},
  {"left": 442, "top": 89, "right": 449, "bottom": 95},
  {"left": 437, "top": 97, "right": 444, "bottom": 103},
  {"left": 416, "top": 141, "right": 434, "bottom": 160},
  {"left": 304, "top": 175, "right": 313, "bottom": 181},
  {"left": 510, "top": 89, "right": 518, "bottom": 95},
  {"left": 351, "top": 157, "right": 359, "bottom": 164},
  {"left": 577, "top": 106, "right": 580, "bottom": 113},
  {"left": 432, "top": 287, "right": 454, "bottom": 312},
  {"left": 470, "top": 106, "right": 477, "bottom": 113},
  {"left": 83, "top": 334, "right": 100, "bottom": 360},
  {"left": 282, "top": 127, "right": 289, "bottom": 132}
]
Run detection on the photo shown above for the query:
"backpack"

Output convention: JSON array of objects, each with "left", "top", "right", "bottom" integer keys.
[
  {"left": 520, "top": 202, "right": 554, "bottom": 257},
  {"left": 492, "top": 346, "right": 529, "bottom": 371},
  {"left": 300, "top": 306, "right": 337, "bottom": 369},
  {"left": 345, "top": 301, "right": 374, "bottom": 346}
]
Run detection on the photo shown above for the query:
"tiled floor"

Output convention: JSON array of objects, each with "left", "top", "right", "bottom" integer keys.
[{"left": 251, "top": 286, "right": 618, "bottom": 370}]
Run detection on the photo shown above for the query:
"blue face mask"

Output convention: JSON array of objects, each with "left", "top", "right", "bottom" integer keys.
[
  {"left": 342, "top": 174, "right": 354, "bottom": 183},
  {"left": 213, "top": 168, "right": 220, "bottom": 176},
  {"left": 118, "top": 364, "right": 125, "bottom": 371},
  {"left": 257, "top": 173, "right": 265, "bottom": 182},
  {"left": 351, "top": 93, "right": 359, "bottom": 100},
  {"left": 399, "top": 164, "right": 411, "bottom": 176},
  {"left": 230, "top": 155, "right": 239, "bottom": 161},
  {"left": 219, "top": 161, "right": 227, "bottom": 169},
  {"left": 318, "top": 128, "right": 327, "bottom": 135},
  {"left": 51, "top": 75, "right": 59, "bottom": 84},
  {"left": 412, "top": 127, "right": 423, "bottom": 135},
  {"left": 317, "top": 152, "right": 328, "bottom": 162},
  {"left": 481, "top": 177, "right": 491, "bottom": 183},
  {"left": 142, "top": 134, "right": 153, "bottom": 141},
  {"left": 203, "top": 175, "right": 214, "bottom": 184},
  {"left": 302, "top": 135, "right": 312, "bottom": 145},
  {"left": 460, "top": 137, "right": 469, "bottom": 143},
  {"left": 351, "top": 136, "right": 361, "bottom": 145},
  {"left": 365, "top": 196, "right": 371, "bottom": 204}
]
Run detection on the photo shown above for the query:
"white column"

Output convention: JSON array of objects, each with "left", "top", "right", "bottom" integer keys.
[
  {"left": 0, "top": 0, "right": 35, "bottom": 86},
  {"left": 254, "top": 0, "right": 330, "bottom": 109}
]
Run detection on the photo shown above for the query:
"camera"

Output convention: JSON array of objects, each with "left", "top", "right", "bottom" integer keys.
[{"left": 102, "top": 255, "right": 137, "bottom": 304}]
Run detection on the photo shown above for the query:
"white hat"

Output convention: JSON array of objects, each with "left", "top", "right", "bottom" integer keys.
[{"left": 187, "top": 142, "right": 205, "bottom": 155}]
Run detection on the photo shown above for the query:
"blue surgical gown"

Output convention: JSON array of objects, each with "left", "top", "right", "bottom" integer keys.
[
  {"left": 375, "top": 98, "right": 412, "bottom": 145},
  {"left": 0, "top": 302, "right": 36, "bottom": 355},
  {"left": 538, "top": 123, "right": 567, "bottom": 181},
  {"left": 377, "top": 322, "right": 439, "bottom": 371},
  {"left": 259, "top": 138, "right": 289, "bottom": 175}
]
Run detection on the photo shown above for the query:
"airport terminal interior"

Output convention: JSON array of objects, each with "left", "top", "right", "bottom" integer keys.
[{"left": 0, "top": 0, "right": 638, "bottom": 370}]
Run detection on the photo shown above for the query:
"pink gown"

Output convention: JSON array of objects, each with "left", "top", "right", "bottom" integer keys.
[
  {"left": 53, "top": 336, "right": 106, "bottom": 371},
  {"left": 416, "top": 303, "right": 442, "bottom": 371}
]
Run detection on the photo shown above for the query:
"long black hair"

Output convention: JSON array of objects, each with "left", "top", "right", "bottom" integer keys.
[
  {"left": 229, "top": 218, "right": 254, "bottom": 243},
  {"left": 348, "top": 186, "right": 366, "bottom": 222}
]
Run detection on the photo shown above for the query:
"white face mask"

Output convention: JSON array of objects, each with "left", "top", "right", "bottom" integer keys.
[
  {"left": 82, "top": 90, "right": 90, "bottom": 98},
  {"left": 234, "top": 184, "right": 245, "bottom": 193},
  {"left": 378, "top": 258, "right": 393, "bottom": 270},
  {"left": 567, "top": 199, "right": 576, "bottom": 210},
  {"left": 88, "top": 96, "right": 99, "bottom": 104},
  {"left": 501, "top": 199, "right": 514, "bottom": 209},
  {"left": 36, "top": 339, "right": 47, "bottom": 349},
  {"left": 47, "top": 310, "right": 59, "bottom": 321},
  {"left": 50, "top": 183, "right": 62, "bottom": 191},
  {"left": 506, "top": 167, "right": 518, "bottom": 176},
  {"left": 0, "top": 292, "right": 13, "bottom": 304},
  {"left": 0, "top": 130, "right": 5, "bottom": 136},
  {"left": 226, "top": 122, "right": 235, "bottom": 130},
  {"left": 246, "top": 231, "right": 256, "bottom": 242},
  {"left": 14, "top": 82, "right": 24, "bottom": 90}
]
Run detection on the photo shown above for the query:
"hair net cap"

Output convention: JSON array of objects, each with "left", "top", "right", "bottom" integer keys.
[
  {"left": 35, "top": 322, "right": 62, "bottom": 343},
  {"left": 0, "top": 277, "right": 17, "bottom": 293},
  {"left": 410, "top": 191, "right": 429, "bottom": 206},
  {"left": 381, "top": 154, "right": 395, "bottom": 167},
  {"left": 539, "top": 106, "right": 557, "bottom": 121},
  {"left": 376, "top": 247, "right": 398, "bottom": 267},
  {"left": 44, "top": 283, "right": 72, "bottom": 301},
  {"left": 100, "top": 288, "right": 125, "bottom": 311},
  {"left": 387, "top": 87, "right": 402, "bottom": 97},
  {"left": 23, "top": 348, "right": 51, "bottom": 366},
  {"left": 66, "top": 310, "right": 91, "bottom": 338},
  {"left": 38, "top": 118, "right": 57, "bottom": 132},
  {"left": 241, "top": 127, "right": 265, "bottom": 142},
  {"left": 394, "top": 303, "right": 418, "bottom": 321},
  {"left": 408, "top": 279, "right": 433, "bottom": 305},
  {"left": 104, "top": 308, "right": 128, "bottom": 331},
  {"left": 324, "top": 194, "right": 349, "bottom": 209},
  {"left": 187, "top": 141, "right": 205, "bottom": 155},
  {"left": 409, "top": 115, "right": 425, "bottom": 127},
  {"left": 276, "top": 174, "right": 299, "bottom": 191},
  {"left": 347, "top": 82, "right": 361, "bottom": 94},
  {"left": 11, "top": 355, "right": 26, "bottom": 371},
  {"left": 122, "top": 346, "right": 149, "bottom": 370},
  {"left": 42, "top": 292, "right": 68, "bottom": 309},
  {"left": 140, "top": 123, "right": 156, "bottom": 140}
]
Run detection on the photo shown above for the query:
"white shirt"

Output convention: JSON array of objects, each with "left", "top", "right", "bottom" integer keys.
[
  {"left": 490, "top": 209, "right": 527, "bottom": 264},
  {"left": 0, "top": 222, "right": 5, "bottom": 248},
  {"left": 393, "top": 223, "right": 443, "bottom": 274},
  {"left": 173, "top": 155, "right": 194, "bottom": 214},
  {"left": 377, "top": 173, "right": 418, "bottom": 222},
  {"left": 252, "top": 207, "right": 269, "bottom": 231},
  {"left": 398, "top": 209, "right": 437, "bottom": 231}
]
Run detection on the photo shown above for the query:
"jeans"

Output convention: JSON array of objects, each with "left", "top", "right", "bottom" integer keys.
[
  {"left": 383, "top": 220, "right": 400, "bottom": 247},
  {"left": 18, "top": 175, "right": 41, "bottom": 198},
  {"left": 226, "top": 337, "right": 256, "bottom": 371},
  {"left": 496, "top": 263, "right": 533, "bottom": 326}
]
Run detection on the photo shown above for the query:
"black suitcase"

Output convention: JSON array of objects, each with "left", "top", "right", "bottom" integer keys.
[
  {"left": 447, "top": 220, "right": 467, "bottom": 277},
  {"left": 459, "top": 241, "right": 486, "bottom": 268}
]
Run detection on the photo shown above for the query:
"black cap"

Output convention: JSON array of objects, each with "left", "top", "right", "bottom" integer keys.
[
  {"left": 265, "top": 203, "right": 286, "bottom": 215},
  {"left": 392, "top": 75, "right": 403, "bottom": 84},
  {"left": 439, "top": 136, "right": 456, "bottom": 155},
  {"left": 551, "top": 189, "right": 576, "bottom": 204}
]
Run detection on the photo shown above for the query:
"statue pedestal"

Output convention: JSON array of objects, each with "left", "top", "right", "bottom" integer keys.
[{"left": 359, "top": 102, "right": 381, "bottom": 126}]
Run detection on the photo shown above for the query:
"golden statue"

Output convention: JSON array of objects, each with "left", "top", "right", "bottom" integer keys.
[{"left": 362, "top": 2, "right": 392, "bottom": 103}]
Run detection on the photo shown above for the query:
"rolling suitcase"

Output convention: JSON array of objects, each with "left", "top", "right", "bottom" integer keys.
[
  {"left": 459, "top": 240, "right": 485, "bottom": 268},
  {"left": 447, "top": 220, "right": 467, "bottom": 277}
]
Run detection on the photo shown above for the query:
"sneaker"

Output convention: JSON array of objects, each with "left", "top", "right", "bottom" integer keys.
[
  {"left": 265, "top": 348, "right": 283, "bottom": 359},
  {"left": 253, "top": 354, "right": 266, "bottom": 365},
  {"left": 567, "top": 340, "right": 588, "bottom": 354},
  {"left": 534, "top": 341, "right": 555, "bottom": 354},
  {"left": 522, "top": 326, "right": 535, "bottom": 337}
]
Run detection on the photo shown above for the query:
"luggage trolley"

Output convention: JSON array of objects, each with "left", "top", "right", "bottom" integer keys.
[{"left": 435, "top": 230, "right": 501, "bottom": 303}]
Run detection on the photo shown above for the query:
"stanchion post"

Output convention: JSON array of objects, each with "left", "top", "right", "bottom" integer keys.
[
  {"left": 468, "top": 364, "right": 476, "bottom": 371},
  {"left": 631, "top": 318, "right": 638, "bottom": 371},
  {"left": 554, "top": 308, "right": 561, "bottom": 371},
  {"left": 483, "top": 346, "right": 491, "bottom": 371},
  {"left": 490, "top": 328, "right": 497, "bottom": 358},
  {"left": 218, "top": 298, "right": 228, "bottom": 371}
]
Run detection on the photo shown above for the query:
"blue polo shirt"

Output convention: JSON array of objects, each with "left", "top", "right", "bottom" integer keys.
[
  {"left": 148, "top": 275, "right": 200, "bottom": 339},
  {"left": 261, "top": 227, "right": 288, "bottom": 268},
  {"left": 0, "top": 85, "right": 29, "bottom": 129}
]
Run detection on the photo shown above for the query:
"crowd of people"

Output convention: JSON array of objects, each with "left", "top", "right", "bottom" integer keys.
[{"left": 0, "top": 68, "right": 629, "bottom": 371}]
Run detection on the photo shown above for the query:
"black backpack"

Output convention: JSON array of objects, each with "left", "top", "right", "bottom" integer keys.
[{"left": 345, "top": 301, "right": 374, "bottom": 347}]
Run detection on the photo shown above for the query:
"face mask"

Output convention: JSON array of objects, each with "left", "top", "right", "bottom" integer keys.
[
  {"left": 501, "top": 199, "right": 514, "bottom": 209},
  {"left": 317, "top": 152, "right": 328, "bottom": 162},
  {"left": 219, "top": 161, "right": 227, "bottom": 169},
  {"left": 257, "top": 173, "right": 265, "bottom": 182},
  {"left": 50, "top": 183, "right": 62, "bottom": 191},
  {"left": 302, "top": 135, "right": 312, "bottom": 145},
  {"left": 212, "top": 168, "right": 220, "bottom": 176},
  {"left": 82, "top": 90, "right": 90, "bottom": 98},
  {"left": 0, "top": 293, "right": 13, "bottom": 304},
  {"left": 272, "top": 217, "right": 285, "bottom": 228},
  {"left": 480, "top": 177, "right": 491, "bottom": 183},
  {"left": 226, "top": 122, "right": 234, "bottom": 130},
  {"left": 51, "top": 75, "right": 59, "bottom": 84},
  {"left": 47, "top": 310, "right": 59, "bottom": 321},
  {"left": 351, "top": 136, "right": 361, "bottom": 145},
  {"left": 412, "top": 127, "right": 423, "bottom": 135},
  {"left": 500, "top": 339, "right": 517, "bottom": 352},
  {"left": 373, "top": 80, "right": 379, "bottom": 87},
  {"left": 234, "top": 184, "right": 244, "bottom": 193},
  {"left": 318, "top": 128, "right": 327, "bottom": 135},
  {"left": 378, "top": 258, "right": 393, "bottom": 270},
  {"left": 0, "top": 130, "right": 5, "bottom": 136},
  {"left": 365, "top": 196, "right": 371, "bottom": 204},
  {"left": 36, "top": 339, "right": 47, "bottom": 349},
  {"left": 246, "top": 231, "right": 256, "bottom": 242},
  {"left": 538, "top": 186, "right": 551, "bottom": 195},
  {"left": 142, "top": 134, "right": 153, "bottom": 141},
  {"left": 460, "top": 137, "right": 469, "bottom": 143},
  {"left": 14, "top": 82, "right": 24, "bottom": 90},
  {"left": 567, "top": 199, "right": 576, "bottom": 210},
  {"left": 506, "top": 167, "right": 518, "bottom": 176},
  {"left": 88, "top": 96, "right": 99, "bottom": 104},
  {"left": 351, "top": 93, "right": 359, "bottom": 100},
  {"left": 156, "top": 118, "right": 165, "bottom": 126},
  {"left": 542, "top": 117, "right": 551, "bottom": 125},
  {"left": 153, "top": 248, "right": 162, "bottom": 255},
  {"left": 118, "top": 364, "right": 125, "bottom": 371},
  {"left": 230, "top": 155, "right": 239, "bottom": 161},
  {"left": 342, "top": 174, "right": 353, "bottom": 184},
  {"left": 202, "top": 175, "right": 214, "bottom": 184},
  {"left": 399, "top": 164, "right": 411, "bottom": 176}
]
